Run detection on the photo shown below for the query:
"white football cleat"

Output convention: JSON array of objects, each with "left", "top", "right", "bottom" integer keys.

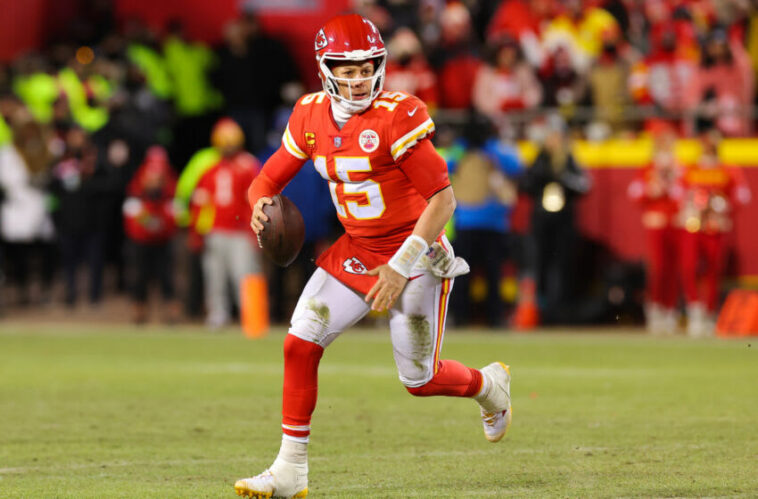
[
  {"left": 475, "top": 362, "right": 512, "bottom": 443},
  {"left": 234, "top": 457, "right": 308, "bottom": 498}
]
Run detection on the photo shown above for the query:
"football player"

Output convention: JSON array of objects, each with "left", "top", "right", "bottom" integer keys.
[
  {"left": 627, "top": 122, "right": 682, "bottom": 334},
  {"left": 236, "top": 14, "right": 512, "bottom": 498},
  {"left": 676, "top": 129, "right": 751, "bottom": 336}
]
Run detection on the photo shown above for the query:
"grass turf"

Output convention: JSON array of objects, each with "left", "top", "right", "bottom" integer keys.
[{"left": 0, "top": 324, "right": 757, "bottom": 498}]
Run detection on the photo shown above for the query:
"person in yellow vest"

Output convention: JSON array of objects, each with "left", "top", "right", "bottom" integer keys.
[
  {"left": 163, "top": 22, "right": 222, "bottom": 118},
  {"left": 163, "top": 21, "right": 223, "bottom": 168},
  {"left": 12, "top": 68, "right": 59, "bottom": 124},
  {"left": 127, "top": 42, "right": 173, "bottom": 100},
  {"left": 57, "top": 65, "right": 109, "bottom": 132}
]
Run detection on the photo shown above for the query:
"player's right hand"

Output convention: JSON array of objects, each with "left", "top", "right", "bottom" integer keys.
[{"left": 250, "top": 196, "right": 273, "bottom": 234}]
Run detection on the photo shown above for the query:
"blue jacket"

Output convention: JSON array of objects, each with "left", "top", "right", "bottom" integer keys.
[{"left": 448, "top": 138, "right": 522, "bottom": 233}]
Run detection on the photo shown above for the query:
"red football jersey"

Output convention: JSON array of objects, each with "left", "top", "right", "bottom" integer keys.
[
  {"left": 677, "top": 163, "right": 751, "bottom": 233},
  {"left": 282, "top": 90, "right": 447, "bottom": 255},
  {"left": 628, "top": 163, "right": 682, "bottom": 229},
  {"left": 193, "top": 152, "right": 260, "bottom": 233}
]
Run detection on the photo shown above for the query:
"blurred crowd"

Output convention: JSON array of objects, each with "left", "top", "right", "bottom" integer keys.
[{"left": 0, "top": 0, "right": 756, "bottom": 332}]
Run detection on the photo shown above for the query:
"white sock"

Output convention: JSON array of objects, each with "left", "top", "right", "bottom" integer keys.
[
  {"left": 474, "top": 370, "right": 490, "bottom": 400},
  {"left": 278, "top": 436, "right": 308, "bottom": 465}
]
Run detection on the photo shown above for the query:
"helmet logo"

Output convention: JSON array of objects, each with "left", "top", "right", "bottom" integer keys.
[
  {"left": 315, "top": 29, "right": 327, "bottom": 50},
  {"left": 359, "top": 129, "right": 380, "bottom": 153}
]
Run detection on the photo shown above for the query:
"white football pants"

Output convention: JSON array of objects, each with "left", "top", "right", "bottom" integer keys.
[{"left": 288, "top": 267, "right": 454, "bottom": 388}]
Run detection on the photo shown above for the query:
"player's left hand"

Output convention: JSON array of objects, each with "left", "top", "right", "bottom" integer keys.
[{"left": 365, "top": 264, "right": 407, "bottom": 312}]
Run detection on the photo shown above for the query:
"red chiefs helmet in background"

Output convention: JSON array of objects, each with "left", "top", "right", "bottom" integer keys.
[{"left": 314, "top": 14, "right": 386, "bottom": 112}]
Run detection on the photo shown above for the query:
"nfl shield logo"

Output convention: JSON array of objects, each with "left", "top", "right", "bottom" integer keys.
[{"left": 334, "top": 136, "right": 342, "bottom": 147}]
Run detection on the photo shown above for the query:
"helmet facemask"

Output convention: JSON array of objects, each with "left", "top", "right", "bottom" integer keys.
[{"left": 318, "top": 54, "right": 386, "bottom": 114}]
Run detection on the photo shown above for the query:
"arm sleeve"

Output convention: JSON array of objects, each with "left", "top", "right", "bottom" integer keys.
[
  {"left": 398, "top": 139, "right": 451, "bottom": 200},
  {"left": 247, "top": 146, "right": 305, "bottom": 208}
]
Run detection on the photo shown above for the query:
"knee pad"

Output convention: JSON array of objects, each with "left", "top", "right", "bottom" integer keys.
[{"left": 289, "top": 296, "right": 340, "bottom": 346}]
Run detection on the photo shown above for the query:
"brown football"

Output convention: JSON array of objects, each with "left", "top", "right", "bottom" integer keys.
[{"left": 259, "top": 194, "right": 305, "bottom": 267}]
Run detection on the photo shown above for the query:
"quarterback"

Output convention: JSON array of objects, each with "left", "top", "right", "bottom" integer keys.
[{"left": 236, "top": 14, "right": 512, "bottom": 498}]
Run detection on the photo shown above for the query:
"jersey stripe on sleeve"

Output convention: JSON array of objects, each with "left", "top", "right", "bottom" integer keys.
[
  {"left": 282, "top": 124, "right": 308, "bottom": 160},
  {"left": 391, "top": 117, "right": 435, "bottom": 161}
]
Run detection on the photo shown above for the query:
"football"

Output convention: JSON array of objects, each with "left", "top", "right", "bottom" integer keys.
[{"left": 258, "top": 194, "right": 305, "bottom": 267}]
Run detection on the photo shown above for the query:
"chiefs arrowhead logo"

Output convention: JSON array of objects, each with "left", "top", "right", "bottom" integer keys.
[
  {"left": 314, "top": 29, "right": 328, "bottom": 50},
  {"left": 343, "top": 257, "right": 367, "bottom": 275}
]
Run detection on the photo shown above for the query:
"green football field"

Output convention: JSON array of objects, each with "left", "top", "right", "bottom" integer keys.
[{"left": 1, "top": 324, "right": 757, "bottom": 498}]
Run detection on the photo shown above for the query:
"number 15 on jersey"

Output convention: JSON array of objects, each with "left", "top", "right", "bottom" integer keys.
[{"left": 313, "top": 155, "right": 386, "bottom": 220}]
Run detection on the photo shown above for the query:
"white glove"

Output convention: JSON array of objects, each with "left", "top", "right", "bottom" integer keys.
[{"left": 425, "top": 242, "right": 470, "bottom": 278}]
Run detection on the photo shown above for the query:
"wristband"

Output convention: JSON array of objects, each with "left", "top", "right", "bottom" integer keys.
[{"left": 388, "top": 235, "right": 429, "bottom": 279}]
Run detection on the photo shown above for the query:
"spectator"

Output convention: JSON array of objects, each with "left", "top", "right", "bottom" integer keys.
[
  {"left": 628, "top": 23, "right": 698, "bottom": 131},
  {"left": 539, "top": 44, "right": 589, "bottom": 123},
  {"left": 472, "top": 37, "right": 543, "bottom": 122},
  {"left": 126, "top": 33, "right": 173, "bottom": 101},
  {"left": 416, "top": 0, "right": 443, "bottom": 53},
  {"left": 0, "top": 110, "right": 56, "bottom": 306},
  {"left": 690, "top": 28, "right": 754, "bottom": 137},
  {"left": 676, "top": 129, "right": 752, "bottom": 336},
  {"left": 521, "top": 115, "right": 591, "bottom": 324},
  {"left": 448, "top": 115, "right": 522, "bottom": 327},
  {"left": 486, "top": 0, "right": 555, "bottom": 67},
  {"left": 123, "top": 146, "right": 179, "bottom": 324},
  {"left": 588, "top": 31, "right": 629, "bottom": 131},
  {"left": 48, "top": 126, "right": 105, "bottom": 306},
  {"left": 627, "top": 122, "right": 683, "bottom": 334},
  {"left": 541, "top": 0, "right": 620, "bottom": 73},
  {"left": 190, "top": 118, "right": 261, "bottom": 328},
  {"left": 174, "top": 144, "right": 219, "bottom": 320},
  {"left": 430, "top": 2, "right": 482, "bottom": 109},
  {"left": 107, "top": 60, "right": 172, "bottom": 156},
  {"left": 385, "top": 28, "right": 439, "bottom": 110},
  {"left": 164, "top": 20, "right": 223, "bottom": 168},
  {"left": 212, "top": 14, "right": 302, "bottom": 156}
]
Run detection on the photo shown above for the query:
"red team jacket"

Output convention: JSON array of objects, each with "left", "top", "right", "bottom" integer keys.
[
  {"left": 123, "top": 159, "right": 178, "bottom": 244},
  {"left": 249, "top": 90, "right": 450, "bottom": 294}
]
